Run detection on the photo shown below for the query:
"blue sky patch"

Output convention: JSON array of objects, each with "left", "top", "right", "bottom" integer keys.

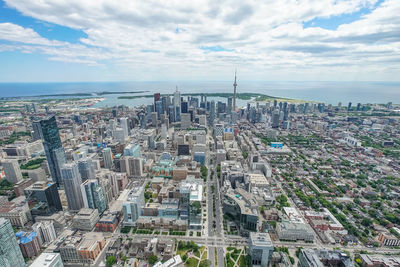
[
  {"left": 141, "top": 49, "right": 160, "bottom": 53},
  {"left": 0, "top": 0, "right": 87, "bottom": 43},
  {"left": 303, "top": 0, "right": 384, "bottom": 30},
  {"left": 200, "top": 45, "right": 234, "bottom": 52}
]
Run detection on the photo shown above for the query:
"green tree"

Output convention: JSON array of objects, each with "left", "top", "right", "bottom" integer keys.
[
  {"left": 148, "top": 254, "right": 158, "bottom": 265},
  {"left": 361, "top": 218, "right": 372, "bottom": 227},
  {"left": 106, "top": 255, "right": 117, "bottom": 266},
  {"left": 192, "top": 201, "right": 202, "bottom": 215}
]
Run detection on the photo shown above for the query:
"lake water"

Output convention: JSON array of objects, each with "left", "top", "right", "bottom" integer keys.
[{"left": 0, "top": 81, "right": 399, "bottom": 105}]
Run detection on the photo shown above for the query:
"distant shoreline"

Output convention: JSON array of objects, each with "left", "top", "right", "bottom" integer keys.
[
  {"left": 0, "top": 90, "right": 149, "bottom": 100},
  {"left": 117, "top": 92, "right": 312, "bottom": 103}
]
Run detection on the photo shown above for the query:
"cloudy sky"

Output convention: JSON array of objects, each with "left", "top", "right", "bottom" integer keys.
[{"left": 0, "top": 0, "right": 399, "bottom": 82}]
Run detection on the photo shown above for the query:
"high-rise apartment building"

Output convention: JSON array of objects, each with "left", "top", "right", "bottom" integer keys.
[
  {"left": 209, "top": 100, "right": 215, "bottom": 126},
  {"left": 0, "top": 218, "right": 25, "bottom": 267},
  {"left": 32, "top": 220, "right": 57, "bottom": 245},
  {"left": 102, "top": 148, "right": 113, "bottom": 169},
  {"left": 81, "top": 179, "right": 107, "bottom": 214},
  {"left": 122, "top": 186, "right": 145, "bottom": 226},
  {"left": 77, "top": 157, "right": 95, "bottom": 181},
  {"left": 61, "top": 163, "right": 84, "bottom": 211},
  {"left": 120, "top": 117, "right": 129, "bottom": 137}
]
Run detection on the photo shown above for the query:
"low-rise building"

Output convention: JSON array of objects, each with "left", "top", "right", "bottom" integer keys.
[
  {"left": 72, "top": 208, "right": 99, "bottom": 231},
  {"left": 0, "top": 196, "right": 30, "bottom": 226},
  {"left": 136, "top": 217, "right": 187, "bottom": 231},
  {"left": 154, "top": 255, "right": 183, "bottom": 267},
  {"left": 95, "top": 212, "right": 120, "bottom": 232},
  {"left": 30, "top": 252, "right": 64, "bottom": 267},
  {"left": 222, "top": 187, "right": 258, "bottom": 232},
  {"left": 276, "top": 221, "right": 315, "bottom": 242},
  {"left": 360, "top": 254, "right": 400, "bottom": 267},
  {"left": 16, "top": 230, "right": 42, "bottom": 258},
  {"left": 299, "top": 249, "right": 354, "bottom": 267},
  {"left": 58, "top": 232, "right": 106, "bottom": 265}
]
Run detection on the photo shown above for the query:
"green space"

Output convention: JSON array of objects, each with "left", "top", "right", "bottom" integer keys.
[
  {"left": 148, "top": 254, "right": 158, "bottom": 265},
  {"left": 169, "top": 230, "right": 186, "bottom": 236},
  {"left": 0, "top": 131, "right": 31, "bottom": 145},
  {"left": 20, "top": 158, "right": 45, "bottom": 170},
  {"left": 120, "top": 226, "right": 132, "bottom": 234},
  {"left": 276, "top": 194, "right": 290, "bottom": 209},
  {"left": 201, "top": 165, "right": 208, "bottom": 182},
  {"left": 106, "top": 255, "right": 117, "bottom": 266}
]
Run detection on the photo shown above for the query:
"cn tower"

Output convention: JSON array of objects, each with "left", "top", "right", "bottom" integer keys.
[{"left": 233, "top": 69, "right": 237, "bottom": 112}]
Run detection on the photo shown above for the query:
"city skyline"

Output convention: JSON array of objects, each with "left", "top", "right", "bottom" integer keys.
[
  {"left": 0, "top": 0, "right": 400, "bottom": 82},
  {"left": 0, "top": 1, "right": 399, "bottom": 267}
]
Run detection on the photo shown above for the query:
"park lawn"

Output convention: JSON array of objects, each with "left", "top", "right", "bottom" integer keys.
[
  {"left": 185, "top": 257, "right": 199, "bottom": 267},
  {"left": 177, "top": 248, "right": 190, "bottom": 257},
  {"left": 238, "top": 255, "right": 247, "bottom": 267},
  {"left": 200, "top": 247, "right": 208, "bottom": 260},
  {"left": 194, "top": 250, "right": 200, "bottom": 258}
]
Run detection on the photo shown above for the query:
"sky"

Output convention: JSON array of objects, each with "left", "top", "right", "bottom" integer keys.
[{"left": 0, "top": 0, "right": 399, "bottom": 82}]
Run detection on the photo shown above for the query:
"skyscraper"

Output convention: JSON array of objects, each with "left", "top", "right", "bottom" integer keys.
[
  {"left": 0, "top": 218, "right": 25, "bottom": 267},
  {"left": 233, "top": 69, "right": 237, "bottom": 112},
  {"left": 77, "top": 158, "right": 95, "bottom": 181},
  {"left": 146, "top": 104, "right": 154, "bottom": 122},
  {"left": 81, "top": 179, "right": 107, "bottom": 214},
  {"left": 271, "top": 109, "right": 280, "bottom": 128},
  {"left": 24, "top": 181, "right": 63, "bottom": 215},
  {"left": 227, "top": 97, "right": 233, "bottom": 115},
  {"left": 209, "top": 100, "right": 215, "bottom": 126},
  {"left": 154, "top": 93, "right": 161, "bottom": 105},
  {"left": 32, "top": 115, "right": 66, "bottom": 186},
  {"left": 122, "top": 186, "right": 145, "bottom": 226},
  {"left": 175, "top": 105, "right": 181, "bottom": 122},
  {"left": 181, "top": 101, "right": 188, "bottom": 113},
  {"left": 120, "top": 117, "right": 129, "bottom": 137},
  {"left": 174, "top": 86, "right": 181, "bottom": 106},
  {"left": 348, "top": 102, "right": 352, "bottom": 111},
  {"left": 168, "top": 105, "right": 175, "bottom": 123},
  {"left": 102, "top": 148, "right": 113, "bottom": 169},
  {"left": 61, "top": 163, "right": 84, "bottom": 211},
  {"left": 1, "top": 159, "right": 23, "bottom": 184},
  {"left": 121, "top": 156, "right": 143, "bottom": 177}
]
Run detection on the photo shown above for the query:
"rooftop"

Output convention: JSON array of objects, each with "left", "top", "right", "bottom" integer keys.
[{"left": 250, "top": 232, "right": 273, "bottom": 247}]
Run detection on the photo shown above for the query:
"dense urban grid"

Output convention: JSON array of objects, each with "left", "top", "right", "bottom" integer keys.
[{"left": 0, "top": 80, "right": 399, "bottom": 267}]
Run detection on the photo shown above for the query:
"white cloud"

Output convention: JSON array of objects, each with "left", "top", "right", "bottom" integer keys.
[
  {"left": 0, "top": 22, "right": 64, "bottom": 46},
  {"left": 1, "top": 0, "right": 399, "bottom": 81}
]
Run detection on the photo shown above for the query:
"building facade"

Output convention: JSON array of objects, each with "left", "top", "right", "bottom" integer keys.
[
  {"left": 61, "top": 163, "right": 84, "bottom": 211},
  {"left": 249, "top": 232, "right": 274, "bottom": 267},
  {"left": 32, "top": 115, "right": 66, "bottom": 185},
  {"left": 0, "top": 218, "right": 25, "bottom": 267}
]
